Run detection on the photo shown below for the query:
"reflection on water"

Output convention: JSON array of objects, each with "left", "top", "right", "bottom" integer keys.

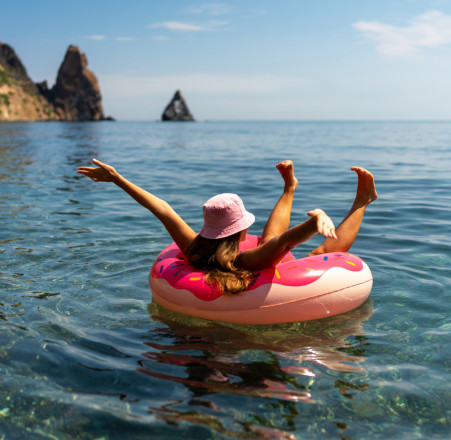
[
  {"left": 142, "top": 300, "right": 374, "bottom": 437},
  {"left": 149, "top": 298, "right": 373, "bottom": 355}
]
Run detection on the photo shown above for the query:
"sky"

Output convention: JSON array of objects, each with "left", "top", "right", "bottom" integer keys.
[{"left": 3, "top": 0, "right": 451, "bottom": 120}]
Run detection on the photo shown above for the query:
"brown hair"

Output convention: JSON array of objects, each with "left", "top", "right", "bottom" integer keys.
[{"left": 185, "top": 231, "right": 253, "bottom": 294}]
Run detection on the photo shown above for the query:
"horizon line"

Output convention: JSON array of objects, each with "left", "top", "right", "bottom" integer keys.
[{"left": 103, "top": 118, "right": 451, "bottom": 123}]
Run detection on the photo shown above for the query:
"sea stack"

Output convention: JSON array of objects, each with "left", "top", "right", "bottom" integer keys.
[
  {"left": 161, "top": 90, "right": 195, "bottom": 121},
  {"left": 49, "top": 45, "right": 105, "bottom": 121},
  {"left": 0, "top": 42, "right": 110, "bottom": 122}
]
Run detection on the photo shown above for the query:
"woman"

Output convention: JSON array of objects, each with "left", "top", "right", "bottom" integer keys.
[{"left": 77, "top": 159, "right": 377, "bottom": 294}]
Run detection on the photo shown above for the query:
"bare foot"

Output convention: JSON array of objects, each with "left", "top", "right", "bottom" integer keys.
[
  {"left": 276, "top": 160, "right": 298, "bottom": 192},
  {"left": 351, "top": 166, "right": 378, "bottom": 205}
]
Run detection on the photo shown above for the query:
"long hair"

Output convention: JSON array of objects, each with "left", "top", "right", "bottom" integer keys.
[{"left": 185, "top": 231, "right": 253, "bottom": 294}]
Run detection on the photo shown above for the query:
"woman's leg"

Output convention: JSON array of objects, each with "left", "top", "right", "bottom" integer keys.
[
  {"left": 307, "top": 167, "right": 377, "bottom": 256},
  {"left": 260, "top": 160, "right": 299, "bottom": 245}
]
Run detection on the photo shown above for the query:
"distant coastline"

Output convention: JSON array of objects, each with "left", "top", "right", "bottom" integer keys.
[{"left": 0, "top": 42, "right": 111, "bottom": 122}]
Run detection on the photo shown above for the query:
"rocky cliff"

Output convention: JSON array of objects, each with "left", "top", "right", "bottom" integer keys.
[
  {"left": 0, "top": 42, "right": 108, "bottom": 122},
  {"left": 162, "top": 90, "right": 195, "bottom": 121},
  {"left": 0, "top": 43, "right": 58, "bottom": 121}
]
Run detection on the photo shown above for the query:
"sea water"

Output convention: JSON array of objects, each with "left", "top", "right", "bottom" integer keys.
[{"left": 0, "top": 121, "right": 450, "bottom": 439}]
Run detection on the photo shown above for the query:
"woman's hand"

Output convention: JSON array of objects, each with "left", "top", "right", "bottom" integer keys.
[
  {"left": 307, "top": 209, "right": 337, "bottom": 239},
  {"left": 77, "top": 159, "right": 119, "bottom": 182}
]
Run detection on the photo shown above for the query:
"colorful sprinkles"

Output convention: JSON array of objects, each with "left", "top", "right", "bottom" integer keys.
[
  {"left": 149, "top": 236, "right": 372, "bottom": 323},
  {"left": 249, "top": 273, "right": 261, "bottom": 287},
  {"left": 171, "top": 263, "right": 185, "bottom": 269},
  {"left": 152, "top": 240, "right": 364, "bottom": 303}
]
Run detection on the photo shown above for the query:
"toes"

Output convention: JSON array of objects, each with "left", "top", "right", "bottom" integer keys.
[
  {"left": 276, "top": 160, "right": 290, "bottom": 170},
  {"left": 351, "top": 166, "right": 372, "bottom": 178}
]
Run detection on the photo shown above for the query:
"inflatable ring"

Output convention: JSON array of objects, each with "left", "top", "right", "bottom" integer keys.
[{"left": 149, "top": 235, "right": 373, "bottom": 324}]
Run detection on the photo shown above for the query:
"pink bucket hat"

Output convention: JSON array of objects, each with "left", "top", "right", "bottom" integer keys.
[{"left": 199, "top": 193, "right": 255, "bottom": 239}]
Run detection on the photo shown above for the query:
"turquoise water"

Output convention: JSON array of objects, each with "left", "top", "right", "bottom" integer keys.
[{"left": 0, "top": 121, "right": 450, "bottom": 439}]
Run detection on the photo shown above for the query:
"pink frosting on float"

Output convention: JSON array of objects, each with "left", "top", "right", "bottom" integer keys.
[{"left": 150, "top": 235, "right": 365, "bottom": 302}]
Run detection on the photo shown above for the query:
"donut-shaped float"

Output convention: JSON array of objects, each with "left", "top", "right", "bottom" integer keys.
[{"left": 149, "top": 235, "right": 373, "bottom": 324}]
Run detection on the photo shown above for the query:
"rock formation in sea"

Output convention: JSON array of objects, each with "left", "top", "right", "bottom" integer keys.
[
  {"left": 162, "top": 90, "right": 195, "bottom": 121},
  {"left": 49, "top": 45, "right": 105, "bottom": 121},
  {"left": 0, "top": 42, "right": 110, "bottom": 122}
]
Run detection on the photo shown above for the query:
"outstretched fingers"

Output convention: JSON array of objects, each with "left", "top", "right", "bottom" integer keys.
[
  {"left": 76, "top": 167, "right": 100, "bottom": 181},
  {"left": 317, "top": 216, "right": 337, "bottom": 239},
  {"left": 322, "top": 220, "right": 337, "bottom": 239},
  {"left": 308, "top": 209, "right": 337, "bottom": 239},
  {"left": 76, "top": 159, "right": 118, "bottom": 182},
  {"left": 92, "top": 158, "right": 107, "bottom": 168}
]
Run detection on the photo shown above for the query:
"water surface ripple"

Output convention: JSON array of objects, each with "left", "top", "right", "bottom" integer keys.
[{"left": 0, "top": 121, "right": 450, "bottom": 439}]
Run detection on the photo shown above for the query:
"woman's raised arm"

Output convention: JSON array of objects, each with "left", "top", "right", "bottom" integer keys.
[
  {"left": 236, "top": 209, "right": 337, "bottom": 271},
  {"left": 77, "top": 159, "right": 197, "bottom": 253}
]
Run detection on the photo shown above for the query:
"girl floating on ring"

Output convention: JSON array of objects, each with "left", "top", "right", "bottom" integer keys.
[{"left": 77, "top": 160, "right": 377, "bottom": 294}]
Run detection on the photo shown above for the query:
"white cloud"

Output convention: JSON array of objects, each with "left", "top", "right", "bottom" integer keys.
[
  {"left": 149, "top": 20, "right": 227, "bottom": 32},
  {"left": 184, "top": 3, "right": 231, "bottom": 16},
  {"left": 87, "top": 35, "right": 106, "bottom": 41},
  {"left": 85, "top": 35, "right": 137, "bottom": 42},
  {"left": 100, "top": 72, "right": 307, "bottom": 97},
  {"left": 150, "top": 21, "right": 203, "bottom": 31},
  {"left": 353, "top": 10, "right": 451, "bottom": 56}
]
